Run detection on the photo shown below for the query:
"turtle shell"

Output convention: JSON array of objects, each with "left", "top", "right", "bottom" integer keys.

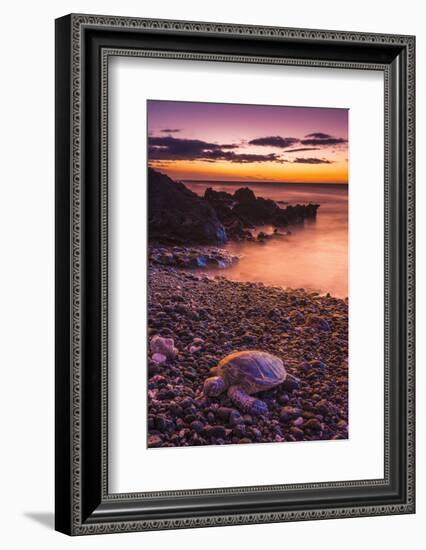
[{"left": 216, "top": 350, "right": 287, "bottom": 394}]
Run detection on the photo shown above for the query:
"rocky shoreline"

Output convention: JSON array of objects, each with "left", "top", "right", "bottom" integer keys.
[
  {"left": 149, "top": 245, "right": 239, "bottom": 270},
  {"left": 148, "top": 168, "right": 319, "bottom": 245},
  {"left": 204, "top": 185, "right": 319, "bottom": 240},
  {"left": 147, "top": 266, "right": 348, "bottom": 448}
]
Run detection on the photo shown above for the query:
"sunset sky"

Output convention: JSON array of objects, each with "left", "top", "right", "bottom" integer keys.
[{"left": 147, "top": 100, "right": 348, "bottom": 184}]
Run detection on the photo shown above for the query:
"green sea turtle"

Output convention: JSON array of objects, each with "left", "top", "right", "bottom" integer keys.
[{"left": 203, "top": 350, "right": 287, "bottom": 415}]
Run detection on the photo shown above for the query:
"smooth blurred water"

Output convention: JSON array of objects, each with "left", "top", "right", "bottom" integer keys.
[{"left": 184, "top": 181, "right": 348, "bottom": 298}]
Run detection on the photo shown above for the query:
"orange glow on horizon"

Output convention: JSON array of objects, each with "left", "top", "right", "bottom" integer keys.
[{"left": 149, "top": 159, "right": 348, "bottom": 184}]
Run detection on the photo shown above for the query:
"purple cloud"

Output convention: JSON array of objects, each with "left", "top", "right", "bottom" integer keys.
[
  {"left": 293, "top": 157, "right": 333, "bottom": 164},
  {"left": 301, "top": 133, "right": 347, "bottom": 146},
  {"left": 249, "top": 133, "right": 347, "bottom": 149},
  {"left": 248, "top": 136, "right": 299, "bottom": 148},
  {"left": 284, "top": 147, "right": 320, "bottom": 153},
  {"left": 304, "top": 132, "right": 332, "bottom": 139},
  {"left": 148, "top": 136, "right": 281, "bottom": 164}
]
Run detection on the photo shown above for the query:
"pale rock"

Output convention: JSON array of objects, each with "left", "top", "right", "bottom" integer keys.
[{"left": 150, "top": 335, "right": 178, "bottom": 359}]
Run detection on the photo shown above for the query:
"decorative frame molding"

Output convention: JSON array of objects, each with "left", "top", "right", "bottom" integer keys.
[{"left": 55, "top": 14, "right": 415, "bottom": 535}]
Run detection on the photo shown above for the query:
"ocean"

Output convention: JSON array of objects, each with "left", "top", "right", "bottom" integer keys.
[{"left": 184, "top": 181, "right": 348, "bottom": 298}]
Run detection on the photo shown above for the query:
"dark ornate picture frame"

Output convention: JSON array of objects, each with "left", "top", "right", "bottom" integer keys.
[{"left": 55, "top": 13, "right": 415, "bottom": 535}]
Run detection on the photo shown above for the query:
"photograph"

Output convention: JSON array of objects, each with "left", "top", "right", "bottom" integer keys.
[
  {"left": 53, "top": 10, "right": 415, "bottom": 537},
  {"left": 147, "top": 100, "right": 349, "bottom": 448}
]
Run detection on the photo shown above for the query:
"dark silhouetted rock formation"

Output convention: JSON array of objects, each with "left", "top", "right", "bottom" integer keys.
[
  {"left": 148, "top": 169, "right": 227, "bottom": 245},
  {"left": 204, "top": 185, "right": 320, "bottom": 238},
  {"left": 148, "top": 170, "right": 319, "bottom": 244},
  {"left": 203, "top": 187, "right": 252, "bottom": 240}
]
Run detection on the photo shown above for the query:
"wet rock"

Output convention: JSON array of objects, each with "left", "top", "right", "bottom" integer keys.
[
  {"left": 241, "top": 333, "right": 257, "bottom": 345},
  {"left": 277, "top": 393, "right": 290, "bottom": 405},
  {"left": 152, "top": 352, "right": 167, "bottom": 365},
  {"left": 183, "top": 367, "right": 198, "bottom": 379},
  {"left": 151, "top": 246, "right": 239, "bottom": 270},
  {"left": 148, "top": 360, "right": 160, "bottom": 376},
  {"left": 157, "top": 389, "right": 176, "bottom": 401},
  {"left": 204, "top": 188, "right": 234, "bottom": 204},
  {"left": 150, "top": 335, "right": 178, "bottom": 359},
  {"left": 204, "top": 425, "right": 227, "bottom": 439},
  {"left": 180, "top": 397, "right": 193, "bottom": 409},
  {"left": 217, "top": 407, "right": 233, "bottom": 420},
  {"left": 304, "top": 418, "right": 322, "bottom": 432},
  {"left": 288, "top": 310, "right": 305, "bottom": 324},
  {"left": 169, "top": 402, "right": 183, "bottom": 417},
  {"left": 292, "top": 416, "right": 304, "bottom": 427},
  {"left": 289, "top": 427, "right": 304, "bottom": 440},
  {"left": 314, "top": 399, "right": 330, "bottom": 416},
  {"left": 183, "top": 404, "right": 198, "bottom": 417},
  {"left": 229, "top": 410, "right": 242, "bottom": 426},
  {"left": 243, "top": 414, "right": 254, "bottom": 425},
  {"left": 190, "top": 420, "right": 205, "bottom": 433},
  {"left": 148, "top": 374, "right": 166, "bottom": 386},
  {"left": 148, "top": 435, "right": 163, "bottom": 447},
  {"left": 176, "top": 418, "right": 185, "bottom": 429},
  {"left": 148, "top": 415, "right": 155, "bottom": 429},
  {"left": 250, "top": 428, "right": 262, "bottom": 440},
  {"left": 204, "top": 183, "right": 319, "bottom": 239},
  {"left": 302, "top": 360, "right": 328, "bottom": 373},
  {"left": 192, "top": 337, "right": 204, "bottom": 345},
  {"left": 148, "top": 169, "right": 227, "bottom": 245},
  {"left": 155, "top": 415, "right": 175, "bottom": 433},
  {"left": 233, "top": 424, "right": 246, "bottom": 437},
  {"left": 306, "top": 315, "right": 330, "bottom": 331},
  {"left": 257, "top": 231, "right": 272, "bottom": 241},
  {"left": 280, "top": 406, "right": 302, "bottom": 422}
]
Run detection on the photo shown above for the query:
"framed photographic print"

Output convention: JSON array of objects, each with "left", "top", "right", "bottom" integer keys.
[{"left": 55, "top": 14, "right": 415, "bottom": 535}]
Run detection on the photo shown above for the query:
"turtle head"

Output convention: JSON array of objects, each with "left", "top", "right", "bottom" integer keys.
[{"left": 203, "top": 375, "right": 226, "bottom": 397}]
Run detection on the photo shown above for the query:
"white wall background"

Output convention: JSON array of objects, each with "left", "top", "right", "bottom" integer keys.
[{"left": 0, "top": 1, "right": 423, "bottom": 548}]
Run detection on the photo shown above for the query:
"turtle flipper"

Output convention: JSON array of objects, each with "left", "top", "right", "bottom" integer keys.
[{"left": 227, "top": 385, "right": 268, "bottom": 415}]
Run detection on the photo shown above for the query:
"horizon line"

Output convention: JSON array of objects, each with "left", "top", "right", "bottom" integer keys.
[{"left": 182, "top": 178, "right": 348, "bottom": 185}]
